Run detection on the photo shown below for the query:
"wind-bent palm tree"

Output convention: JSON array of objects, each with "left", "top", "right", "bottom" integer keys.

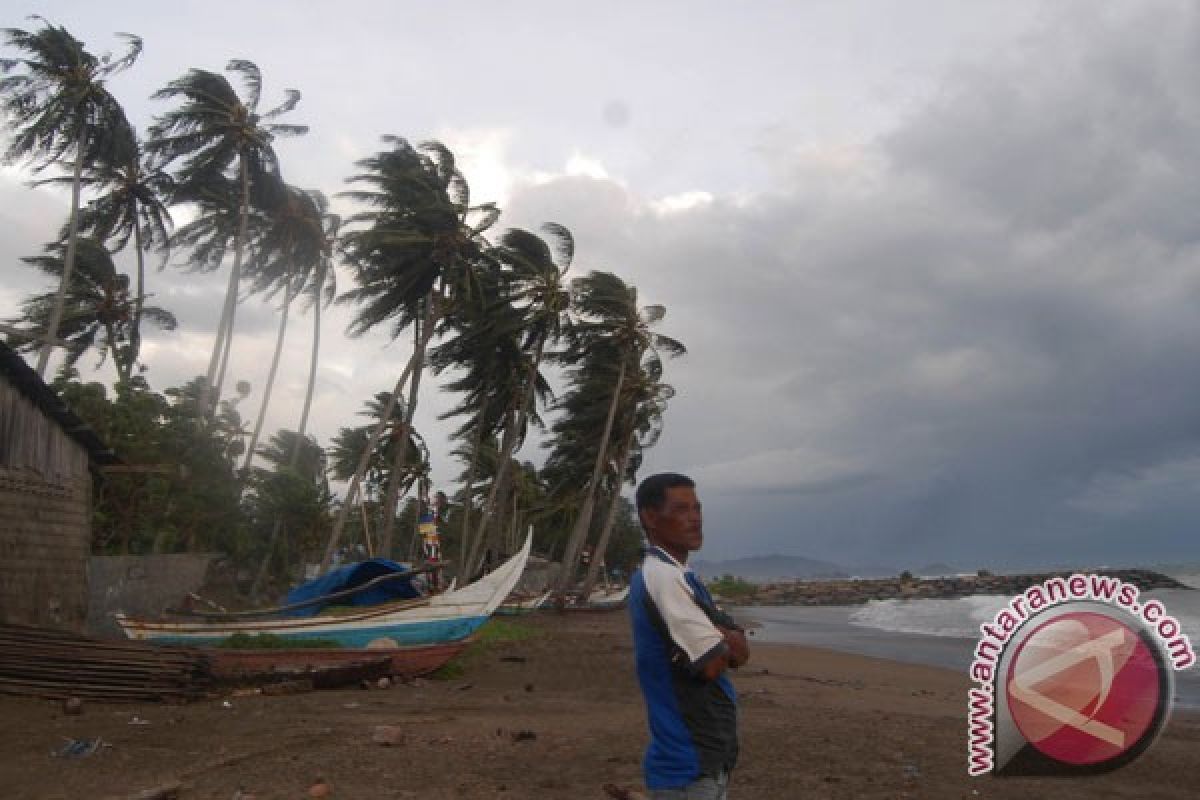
[
  {"left": 0, "top": 19, "right": 142, "bottom": 375},
  {"left": 327, "top": 136, "right": 498, "bottom": 567},
  {"left": 293, "top": 202, "right": 339, "bottom": 463},
  {"left": 8, "top": 238, "right": 177, "bottom": 383},
  {"left": 328, "top": 392, "right": 431, "bottom": 557},
  {"left": 38, "top": 118, "right": 174, "bottom": 378},
  {"left": 579, "top": 358, "right": 675, "bottom": 599},
  {"left": 459, "top": 224, "right": 573, "bottom": 574},
  {"left": 429, "top": 264, "right": 530, "bottom": 569},
  {"left": 247, "top": 428, "right": 330, "bottom": 596},
  {"left": 147, "top": 59, "right": 306, "bottom": 416},
  {"left": 551, "top": 272, "right": 685, "bottom": 596},
  {"left": 240, "top": 185, "right": 328, "bottom": 476}
]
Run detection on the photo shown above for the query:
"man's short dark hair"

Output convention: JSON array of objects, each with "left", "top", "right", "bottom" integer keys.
[{"left": 636, "top": 472, "right": 695, "bottom": 513}]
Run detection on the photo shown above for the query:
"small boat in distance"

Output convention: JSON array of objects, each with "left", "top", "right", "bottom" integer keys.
[
  {"left": 496, "top": 589, "right": 552, "bottom": 616},
  {"left": 116, "top": 534, "right": 532, "bottom": 648}
]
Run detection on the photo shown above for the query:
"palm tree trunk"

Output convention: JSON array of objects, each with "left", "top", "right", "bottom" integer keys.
[
  {"left": 202, "top": 156, "right": 249, "bottom": 417},
  {"left": 554, "top": 358, "right": 627, "bottom": 595},
  {"left": 254, "top": 276, "right": 322, "bottom": 600},
  {"left": 250, "top": 517, "right": 285, "bottom": 600},
  {"left": 464, "top": 412, "right": 515, "bottom": 572},
  {"left": 293, "top": 264, "right": 324, "bottom": 453},
  {"left": 241, "top": 274, "right": 296, "bottom": 475},
  {"left": 457, "top": 421, "right": 485, "bottom": 572},
  {"left": 321, "top": 299, "right": 439, "bottom": 569},
  {"left": 379, "top": 307, "right": 427, "bottom": 558},
  {"left": 36, "top": 123, "right": 87, "bottom": 377},
  {"left": 579, "top": 431, "right": 635, "bottom": 599},
  {"left": 128, "top": 219, "right": 146, "bottom": 382}
]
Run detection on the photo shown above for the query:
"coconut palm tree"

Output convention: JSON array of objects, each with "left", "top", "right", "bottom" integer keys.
[
  {"left": 37, "top": 118, "right": 174, "bottom": 378},
  {"left": 459, "top": 224, "right": 573, "bottom": 573},
  {"left": 147, "top": 59, "right": 306, "bottom": 415},
  {"left": 246, "top": 428, "right": 330, "bottom": 595},
  {"left": 8, "top": 238, "right": 177, "bottom": 383},
  {"left": 293, "top": 202, "right": 339, "bottom": 462},
  {"left": 326, "top": 137, "right": 498, "bottom": 567},
  {"left": 578, "top": 357, "right": 675, "bottom": 599},
  {"left": 0, "top": 19, "right": 142, "bottom": 375},
  {"left": 551, "top": 272, "right": 685, "bottom": 596},
  {"left": 328, "top": 392, "right": 431, "bottom": 558},
  {"left": 239, "top": 186, "right": 329, "bottom": 476}
]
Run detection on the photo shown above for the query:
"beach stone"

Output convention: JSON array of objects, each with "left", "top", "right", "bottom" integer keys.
[
  {"left": 372, "top": 725, "right": 406, "bottom": 746},
  {"left": 376, "top": 677, "right": 392, "bottom": 690},
  {"left": 62, "top": 697, "right": 83, "bottom": 715},
  {"left": 308, "top": 778, "right": 331, "bottom": 797}
]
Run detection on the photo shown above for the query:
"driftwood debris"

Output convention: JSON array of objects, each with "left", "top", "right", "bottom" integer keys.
[{"left": 0, "top": 624, "right": 212, "bottom": 703}]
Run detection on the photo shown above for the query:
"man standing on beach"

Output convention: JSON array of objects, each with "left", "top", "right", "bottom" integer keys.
[{"left": 629, "top": 473, "right": 748, "bottom": 799}]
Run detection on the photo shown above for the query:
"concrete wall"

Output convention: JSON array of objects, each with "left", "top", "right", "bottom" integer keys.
[
  {"left": 86, "top": 553, "right": 218, "bottom": 637},
  {"left": 0, "top": 375, "right": 95, "bottom": 633},
  {"left": 0, "top": 466, "right": 92, "bottom": 631}
]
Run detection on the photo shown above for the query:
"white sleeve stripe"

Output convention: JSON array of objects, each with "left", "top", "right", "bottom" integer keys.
[{"left": 642, "top": 557, "right": 725, "bottom": 664}]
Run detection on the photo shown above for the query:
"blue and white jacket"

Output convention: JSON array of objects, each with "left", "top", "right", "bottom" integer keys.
[{"left": 629, "top": 546, "right": 738, "bottom": 789}]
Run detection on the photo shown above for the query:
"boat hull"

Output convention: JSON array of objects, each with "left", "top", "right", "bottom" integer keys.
[
  {"left": 116, "top": 534, "right": 532, "bottom": 648},
  {"left": 121, "top": 614, "right": 489, "bottom": 648},
  {"left": 208, "top": 640, "right": 468, "bottom": 681}
]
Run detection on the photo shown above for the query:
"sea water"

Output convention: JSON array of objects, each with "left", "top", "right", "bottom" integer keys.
[{"left": 746, "top": 571, "right": 1200, "bottom": 710}]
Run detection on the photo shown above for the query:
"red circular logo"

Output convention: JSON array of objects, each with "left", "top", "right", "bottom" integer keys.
[{"left": 1006, "top": 611, "right": 1164, "bottom": 767}]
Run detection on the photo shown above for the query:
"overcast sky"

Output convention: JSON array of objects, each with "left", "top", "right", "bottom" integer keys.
[{"left": 4, "top": 1, "right": 1200, "bottom": 569}]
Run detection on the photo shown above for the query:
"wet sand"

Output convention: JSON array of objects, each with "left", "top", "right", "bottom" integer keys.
[{"left": 0, "top": 612, "right": 1197, "bottom": 799}]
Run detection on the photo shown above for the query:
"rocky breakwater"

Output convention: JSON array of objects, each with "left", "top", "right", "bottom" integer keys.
[{"left": 730, "top": 569, "right": 1191, "bottom": 607}]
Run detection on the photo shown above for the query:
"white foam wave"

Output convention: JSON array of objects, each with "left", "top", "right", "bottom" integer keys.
[
  {"left": 849, "top": 578, "right": 1200, "bottom": 645},
  {"left": 849, "top": 595, "right": 1011, "bottom": 638}
]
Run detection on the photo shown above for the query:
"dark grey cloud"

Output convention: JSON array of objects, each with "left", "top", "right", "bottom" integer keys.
[{"left": 502, "top": 2, "right": 1200, "bottom": 568}]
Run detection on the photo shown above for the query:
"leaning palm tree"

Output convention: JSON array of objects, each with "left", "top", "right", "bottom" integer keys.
[
  {"left": 7, "top": 238, "right": 177, "bottom": 383},
  {"left": 459, "top": 224, "right": 573, "bottom": 573},
  {"left": 247, "top": 428, "right": 330, "bottom": 596},
  {"left": 0, "top": 19, "right": 142, "bottom": 375},
  {"left": 326, "top": 136, "right": 498, "bottom": 567},
  {"left": 37, "top": 117, "right": 174, "bottom": 377},
  {"left": 579, "top": 358, "right": 675, "bottom": 599},
  {"left": 240, "top": 185, "right": 328, "bottom": 476},
  {"left": 328, "top": 392, "right": 431, "bottom": 557},
  {"left": 147, "top": 60, "right": 306, "bottom": 416},
  {"left": 552, "top": 272, "right": 686, "bottom": 596},
  {"left": 293, "top": 202, "right": 339, "bottom": 462}
]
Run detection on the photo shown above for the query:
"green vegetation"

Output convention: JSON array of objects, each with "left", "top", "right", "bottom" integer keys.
[
  {"left": 428, "top": 619, "right": 541, "bottom": 680},
  {"left": 708, "top": 574, "right": 757, "bottom": 599}
]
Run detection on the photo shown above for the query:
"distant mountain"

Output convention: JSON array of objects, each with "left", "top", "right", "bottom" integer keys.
[{"left": 691, "top": 554, "right": 851, "bottom": 582}]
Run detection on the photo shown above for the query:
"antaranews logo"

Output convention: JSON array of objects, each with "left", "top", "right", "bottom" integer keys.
[{"left": 966, "top": 574, "right": 1195, "bottom": 776}]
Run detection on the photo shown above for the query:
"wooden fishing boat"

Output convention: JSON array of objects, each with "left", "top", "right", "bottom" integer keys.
[
  {"left": 115, "top": 534, "right": 531, "bottom": 648},
  {"left": 496, "top": 590, "right": 552, "bottom": 616},
  {"left": 583, "top": 585, "right": 630, "bottom": 609}
]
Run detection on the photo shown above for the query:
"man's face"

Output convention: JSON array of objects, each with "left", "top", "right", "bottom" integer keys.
[{"left": 644, "top": 486, "right": 703, "bottom": 555}]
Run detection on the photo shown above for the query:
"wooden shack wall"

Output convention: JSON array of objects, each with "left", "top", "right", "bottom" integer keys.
[{"left": 0, "top": 380, "right": 91, "bottom": 631}]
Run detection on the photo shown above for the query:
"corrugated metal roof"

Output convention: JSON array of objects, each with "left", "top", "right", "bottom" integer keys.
[{"left": 0, "top": 341, "right": 120, "bottom": 465}]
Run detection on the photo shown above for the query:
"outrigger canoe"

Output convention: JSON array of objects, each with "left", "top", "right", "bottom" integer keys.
[{"left": 115, "top": 534, "right": 531, "bottom": 648}]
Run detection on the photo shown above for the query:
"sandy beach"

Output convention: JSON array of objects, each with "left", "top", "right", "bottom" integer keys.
[{"left": 1, "top": 611, "right": 1197, "bottom": 799}]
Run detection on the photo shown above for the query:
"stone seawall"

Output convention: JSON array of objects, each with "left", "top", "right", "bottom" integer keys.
[{"left": 723, "top": 569, "right": 1191, "bottom": 607}]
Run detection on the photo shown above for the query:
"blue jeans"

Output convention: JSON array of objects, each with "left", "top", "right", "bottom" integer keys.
[{"left": 648, "top": 771, "right": 729, "bottom": 799}]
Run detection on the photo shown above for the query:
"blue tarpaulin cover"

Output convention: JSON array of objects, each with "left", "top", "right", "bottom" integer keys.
[{"left": 283, "top": 559, "right": 421, "bottom": 617}]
